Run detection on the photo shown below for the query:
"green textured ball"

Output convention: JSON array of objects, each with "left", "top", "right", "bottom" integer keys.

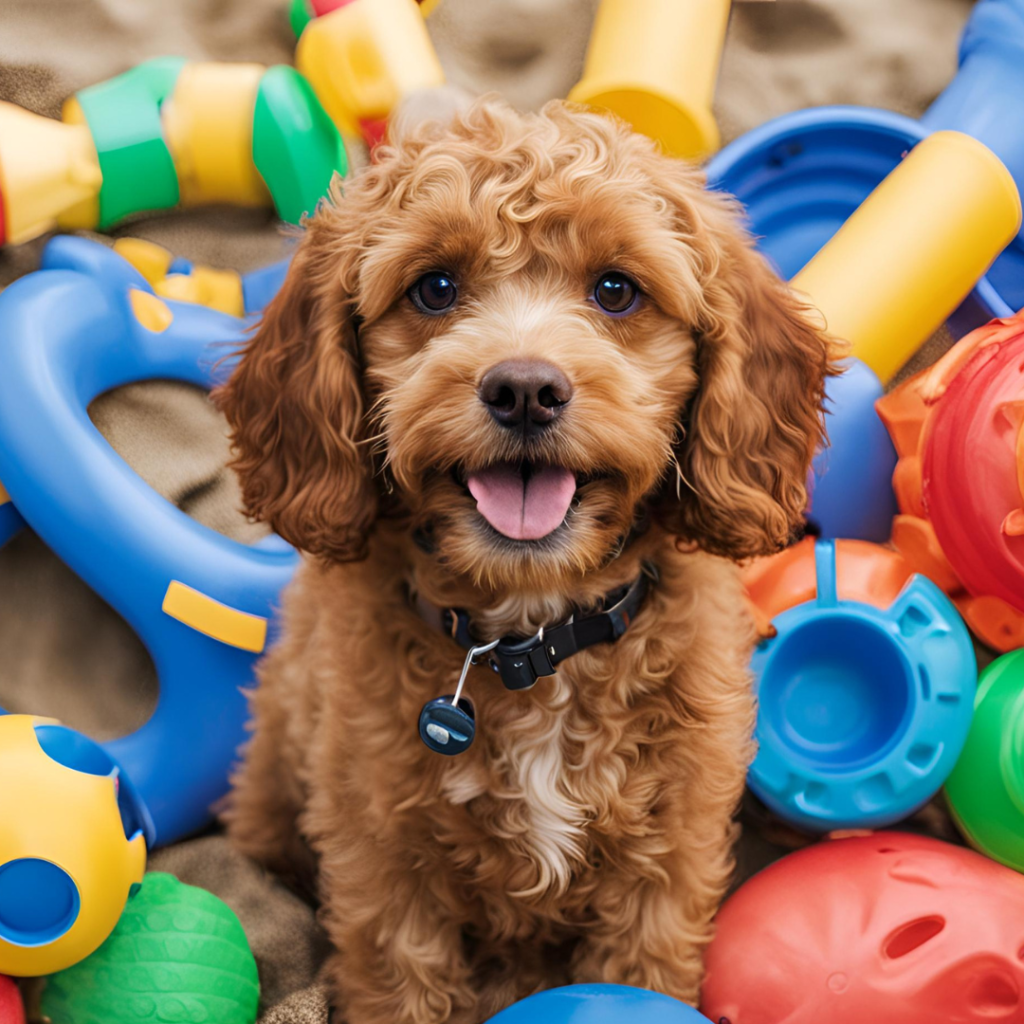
[{"left": 42, "top": 872, "right": 259, "bottom": 1024}]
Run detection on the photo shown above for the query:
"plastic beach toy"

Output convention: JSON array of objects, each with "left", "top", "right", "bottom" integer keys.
[
  {"left": 745, "top": 538, "right": 976, "bottom": 832},
  {"left": 0, "top": 975, "right": 25, "bottom": 1024},
  {"left": 714, "top": 127, "right": 1021, "bottom": 543},
  {"left": 0, "top": 58, "right": 345, "bottom": 245},
  {"left": 568, "top": 0, "right": 729, "bottom": 160},
  {"left": 877, "top": 308, "right": 1024, "bottom": 651},
  {"left": 791, "top": 130, "right": 1020, "bottom": 385},
  {"left": 707, "top": 0, "right": 1024, "bottom": 329},
  {"left": 41, "top": 873, "right": 259, "bottom": 1024},
  {"left": 701, "top": 832, "right": 1024, "bottom": 1024},
  {"left": 946, "top": 650, "right": 1024, "bottom": 872},
  {"left": 488, "top": 985, "right": 708, "bottom": 1023},
  {"left": 922, "top": 0, "right": 1024, "bottom": 312},
  {"left": 0, "top": 238, "right": 298, "bottom": 845},
  {"left": 0, "top": 716, "right": 149, "bottom": 977},
  {"left": 297, "top": 0, "right": 444, "bottom": 142}
]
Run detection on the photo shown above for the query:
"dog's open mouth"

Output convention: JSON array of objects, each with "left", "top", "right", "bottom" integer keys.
[{"left": 465, "top": 461, "right": 577, "bottom": 541}]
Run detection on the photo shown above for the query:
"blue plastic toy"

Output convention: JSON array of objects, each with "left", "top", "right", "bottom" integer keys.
[
  {"left": 0, "top": 237, "right": 299, "bottom": 845},
  {"left": 0, "top": 499, "right": 24, "bottom": 548},
  {"left": 750, "top": 540, "right": 976, "bottom": 833},
  {"left": 707, "top": 0, "right": 1024, "bottom": 544},
  {"left": 922, "top": 0, "right": 1024, "bottom": 311},
  {"left": 808, "top": 357, "right": 896, "bottom": 543},
  {"left": 487, "top": 985, "right": 709, "bottom": 1023}
]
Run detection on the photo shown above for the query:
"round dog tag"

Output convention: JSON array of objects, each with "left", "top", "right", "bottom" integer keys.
[{"left": 419, "top": 697, "right": 475, "bottom": 755}]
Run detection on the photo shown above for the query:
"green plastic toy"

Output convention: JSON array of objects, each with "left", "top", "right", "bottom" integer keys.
[
  {"left": 946, "top": 649, "right": 1024, "bottom": 872},
  {"left": 252, "top": 64, "right": 348, "bottom": 225},
  {"left": 74, "top": 58, "right": 187, "bottom": 229},
  {"left": 41, "top": 872, "right": 259, "bottom": 1024}
]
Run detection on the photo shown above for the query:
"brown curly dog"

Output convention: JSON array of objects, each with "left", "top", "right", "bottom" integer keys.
[{"left": 217, "top": 100, "right": 834, "bottom": 1024}]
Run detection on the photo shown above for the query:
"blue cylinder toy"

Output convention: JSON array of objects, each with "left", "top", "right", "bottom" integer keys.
[
  {"left": 488, "top": 985, "right": 709, "bottom": 1023},
  {"left": 809, "top": 358, "right": 896, "bottom": 543},
  {"left": 749, "top": 540, "right": 976, "bottom": 833}
]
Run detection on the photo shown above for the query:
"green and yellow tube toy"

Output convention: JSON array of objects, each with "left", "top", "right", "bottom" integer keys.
[{"left": 0, "top": 58, "right": 347, "bottom": 245}]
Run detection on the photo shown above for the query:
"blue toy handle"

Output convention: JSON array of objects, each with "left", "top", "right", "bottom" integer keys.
[
  {"left": 814, "top": 539, "right": 838, "bottom": 609},
  {"left": 0, "top": 238, "right": 299, "bottom": 845}
]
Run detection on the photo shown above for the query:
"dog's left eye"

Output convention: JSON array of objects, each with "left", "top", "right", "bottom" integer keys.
[
  {"left": 409, "top": 272, "right": 458, "bottom": 314},
  {"left": 593, "top": 272, "right": 640, "bottom": 315}
]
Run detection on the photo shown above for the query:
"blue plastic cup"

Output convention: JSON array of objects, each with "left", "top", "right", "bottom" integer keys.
[{"left": 750, "top": 540, "right": 976, "bottom": 833}]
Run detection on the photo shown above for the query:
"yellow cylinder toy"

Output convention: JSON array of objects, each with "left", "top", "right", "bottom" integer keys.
[
  {"left": 0, "top": 102, "right": 102, "bottom": 244},
  {"left": 792, "top": 130, "right": 1022, "bottom": 383},
  {"left": 568, "top": 0, "right": 730, "bottom": 160},
  {"left": 162, "top": 62, "right": 270, "bottom": 208},
  {"left": 296, "top": 0, "right": 445, "bottom": 138},
  {"left": 0, "top": 716, "right": 148, "bottom": 976}
]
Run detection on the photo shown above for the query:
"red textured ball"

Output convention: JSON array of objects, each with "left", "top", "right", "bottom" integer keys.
[
  {"left": 701, "top": 832, "right": 1024, "bottom": 1023},
  {"left": 0, "top": 975, "right": 24, "bottom": 1024}
]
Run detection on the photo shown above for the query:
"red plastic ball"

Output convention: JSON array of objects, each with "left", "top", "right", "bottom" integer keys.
[
  {"left": 701, "top": 833, "right": 1024, "bottom": 1023},
  {"left": 0, "top": 976, "right": 24, "bottom": 1024},
  {"left": 924, "top": 326, "right": 1024, "bottom": 617}
]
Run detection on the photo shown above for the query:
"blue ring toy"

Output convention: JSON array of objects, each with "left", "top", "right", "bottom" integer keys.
[
  {"left": 750, "top": 540, "right": 976, "bottom": 833},
  {"left": 487, "top": 985, "right": 708, "bottom": 1023},
  {"left": 0, "top": 237, "right": 299, "bottom": 845}
]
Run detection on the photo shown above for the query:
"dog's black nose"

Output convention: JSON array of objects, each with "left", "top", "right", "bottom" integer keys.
[{"left": 479, "top": 359, "right": 572, "bottom": 434}]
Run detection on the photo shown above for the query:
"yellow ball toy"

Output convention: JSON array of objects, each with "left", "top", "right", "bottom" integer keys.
[{"left": 0, "top": 715, "right": 149, "bottom": 977}]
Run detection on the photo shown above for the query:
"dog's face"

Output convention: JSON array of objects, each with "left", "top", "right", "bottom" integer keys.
[{"left": 218, "top": 102, "right": 832, "bottom": 591}]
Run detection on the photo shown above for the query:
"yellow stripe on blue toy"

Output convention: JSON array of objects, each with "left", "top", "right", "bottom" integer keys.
[
  {"left": 162, "top": 580, "right": 268, "bottom": 653},
  {"left": 0, "top": 237, "right": 298, "bottom": 846}
]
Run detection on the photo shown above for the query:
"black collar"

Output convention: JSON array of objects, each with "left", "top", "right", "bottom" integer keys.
[{"left": 417, "top": 562, "right": 657, "bottom": 692}]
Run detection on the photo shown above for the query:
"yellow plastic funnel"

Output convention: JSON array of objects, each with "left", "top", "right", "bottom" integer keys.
[{"left": 793, "top": 130, "right": 1022, "bottom": 383}]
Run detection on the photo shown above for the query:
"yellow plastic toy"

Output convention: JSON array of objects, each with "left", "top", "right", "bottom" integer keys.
[
  {"left": 0, "top": 57, "right": 347, "bottom": 247},
  {"left": 162, "top": 62, "right": 270, "bottom": 208},
  {"left": 113, "top": 238, "right": 246, "bottom": 317},
  {"left": 568, "top": 0, "right": 730, "bottom": 160},
  {"left": 0, "top": 715, "right": 148, "bottom": 977},
  {"left": 792, "top": 130, "right": 1022, "bottom": 383},
  {"left": 297, "top": 0, "right": 445, "bottom": 141},
  {"left": 0, "top": 101, "right": 101, "bottom": 245}
]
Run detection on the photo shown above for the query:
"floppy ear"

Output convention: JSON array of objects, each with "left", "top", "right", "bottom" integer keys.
[
  {"left": 661, "top": 187, "right": 836, "bottom": 560},
  {"left": 215, "top": 217, "right": 377, "bottom": 561}
]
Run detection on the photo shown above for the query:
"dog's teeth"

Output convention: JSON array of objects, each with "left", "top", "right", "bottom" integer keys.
[{"left": 425, "top": 723, "right": 450, "bottom": 745}]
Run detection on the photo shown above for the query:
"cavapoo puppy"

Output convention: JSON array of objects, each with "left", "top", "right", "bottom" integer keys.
[{"left": 218, "top": 100, "right": 833, "bottom": 1023}]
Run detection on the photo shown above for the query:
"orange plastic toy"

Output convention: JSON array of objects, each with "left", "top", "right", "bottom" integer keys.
[
  {"left": 877, "top": 308, "right": 1024, "bottom": 650},
  {"left": 702, "top": 832, "right": 1024, "bottom": 1023},
  {"left": 743, "top": 535, "right": 915, "bottom": 637}
]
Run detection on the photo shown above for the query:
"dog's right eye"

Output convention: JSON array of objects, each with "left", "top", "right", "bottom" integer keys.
[{"left": 409, "top": 272, "right": 458, "bottom": 315}]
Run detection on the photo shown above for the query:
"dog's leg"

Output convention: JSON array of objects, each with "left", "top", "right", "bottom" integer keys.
[
  {"left": 318, "top": 838, "right": 479, "bottom": 1024},
  {"left": 572, "top": 667, "right": 755, "bottom": 1004},
  {"left": 224, "top": 657, "right": 317, "bottom": 894}
]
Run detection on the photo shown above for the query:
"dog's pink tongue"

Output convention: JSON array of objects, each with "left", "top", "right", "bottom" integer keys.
[{"left": 467, "top": 464, "right": 576, "bottom": 540}]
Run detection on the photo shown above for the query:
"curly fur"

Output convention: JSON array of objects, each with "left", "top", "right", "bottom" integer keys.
[{"left": 216, "top": 100, "right": 835, "bottom": 1023}]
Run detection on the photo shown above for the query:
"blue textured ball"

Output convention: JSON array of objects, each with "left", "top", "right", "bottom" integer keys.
[{"left": 488, "top": 985, "right": 710, "bottom": 1022}]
